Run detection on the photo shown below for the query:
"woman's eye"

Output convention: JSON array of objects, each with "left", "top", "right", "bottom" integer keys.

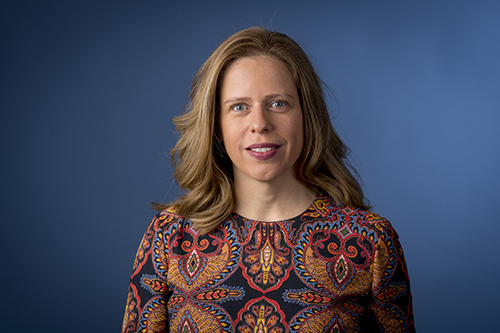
[
  {"left": 271, "top": 101, "right": 287, "bottom": 108},
  {"left": 232, "top": 104, "right": 246, "bottom": 111}
]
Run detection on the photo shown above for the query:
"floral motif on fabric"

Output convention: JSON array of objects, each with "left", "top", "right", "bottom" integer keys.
[
  {"left": 241, "top": 221, "right": 293, "bottom": 292},
  {"left": 283, "top": 287, "right": 335, "bottom": 305},
  {"left": 138, "top": 297, "right": 168, "bottom": 333},
  {"left": 294, "top": 221, "right": 374, "bottom": 297},
  {"left": 162, "top": 218, "right": 242, "bottom": 331},
  {"left": 122, "top": 284, "right": 140, "bottom": 333},
  {"left": 192, "top": 285, "right": 245, "bottom": 304},
  {"left": 235, "top": 297, "right": 287, "bottom": 333},
  {"left": 369, "top": 301, "right": 410, "bottom": 333},
  {"left": 288, "top": 305, "right": 359, "bottom": 333},
  {"left": 167, "top": 219, "right": 241, "bottom": 293},
  {"left": 169, "top": 301, "right": 233, "bottom": 333},
  {"left": 140, "top": 274, "right": 169, "bottom": 295},
  {"left": 132, "top": 225, "right": 155, "bottom": 275}
]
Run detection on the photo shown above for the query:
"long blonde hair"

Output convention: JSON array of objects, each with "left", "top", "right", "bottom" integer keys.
[{"left": 153, "top": 27, "right": 369, "bottom": 234}]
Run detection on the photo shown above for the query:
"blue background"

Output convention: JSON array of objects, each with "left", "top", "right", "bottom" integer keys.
[{"left": 1, "top": 0, "right": 499, "bottom": 332}]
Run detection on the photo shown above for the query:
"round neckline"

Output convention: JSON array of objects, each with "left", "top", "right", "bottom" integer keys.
[{"left": 231, "top": 192, "right": 320, "bottom": 223}]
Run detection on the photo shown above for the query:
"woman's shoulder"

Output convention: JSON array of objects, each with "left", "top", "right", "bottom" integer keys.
[
  {"left": 148, "top": 207, "right": 194, "bottom": 233},
  {"left": 312, "top": 193, "right": 398, "bottom": 238}
]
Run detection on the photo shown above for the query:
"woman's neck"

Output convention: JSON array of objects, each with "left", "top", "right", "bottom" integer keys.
[{"left": 232, "top": 176, "right": 317, "bottom": 221}]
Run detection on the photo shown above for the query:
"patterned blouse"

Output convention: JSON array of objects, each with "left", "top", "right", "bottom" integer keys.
[{"left": 121, "top": 194, "right": 415, "bottom": 332}]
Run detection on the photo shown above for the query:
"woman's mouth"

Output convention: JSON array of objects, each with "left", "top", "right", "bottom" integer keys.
[
  {"left": 246, "top": 144, "right": 281, "bottom": 160},
  {"left": 248, "top": 146, "right": 278, "bottom": 152}
]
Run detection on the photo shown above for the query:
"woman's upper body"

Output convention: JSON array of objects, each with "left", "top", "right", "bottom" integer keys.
[
  {"left": 121, "top": 193, "right": 415, "bottom": 332},
  {"left": 122, "top": 27, "right": 415, "bottom": 332}
]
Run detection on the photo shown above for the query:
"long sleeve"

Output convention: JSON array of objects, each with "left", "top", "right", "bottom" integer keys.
[
  {"left": 365, "top": 219, "right": 416, "bottom": 332},
  {"left": 121, "top": 214, "right": 170, "bottom": 333}
]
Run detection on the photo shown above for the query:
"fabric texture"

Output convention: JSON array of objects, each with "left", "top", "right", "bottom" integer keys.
[{"left": 122, "top": 194, "right": 415, "bottom": 332}]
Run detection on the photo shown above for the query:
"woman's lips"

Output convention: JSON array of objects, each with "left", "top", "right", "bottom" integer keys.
[{"left": 246, "top": 143, "right": 281, "bottom": 160}]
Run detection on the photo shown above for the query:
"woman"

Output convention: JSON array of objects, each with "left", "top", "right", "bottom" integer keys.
[{"left": 122, "top": 27, "right": 415, "bottom": 332}]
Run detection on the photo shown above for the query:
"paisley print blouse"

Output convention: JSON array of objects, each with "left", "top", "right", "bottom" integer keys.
[{"left": 121, "top": 194, "right": 415, "bottom": 332}]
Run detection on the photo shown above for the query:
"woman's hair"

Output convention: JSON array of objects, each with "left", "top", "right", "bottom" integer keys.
[{"left": 153, "top": 27, "right": 370, "bottom": 234}]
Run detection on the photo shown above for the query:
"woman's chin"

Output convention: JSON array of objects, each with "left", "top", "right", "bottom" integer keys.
[{"left": 233, "top": 167, "right": 297, "bottom": 186}]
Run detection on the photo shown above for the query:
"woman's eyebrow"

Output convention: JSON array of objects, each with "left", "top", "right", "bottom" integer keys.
[
  {"left": 223, "top": 97, "right": 251, "bottom": 105},
  {"left": 223, "top": 93, "right": 295, "bottom": 105},
  {"left": 265, "top": 93, "right": 295, "bottom": 100}
]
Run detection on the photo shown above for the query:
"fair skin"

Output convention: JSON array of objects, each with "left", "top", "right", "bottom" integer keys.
[{"left": 219, "top": 55, "right": 316, "bottom": 221}]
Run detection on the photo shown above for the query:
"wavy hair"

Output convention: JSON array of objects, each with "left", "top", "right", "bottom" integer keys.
[{"left": 153, "top": 27, "right": 369, "bottom": 234}]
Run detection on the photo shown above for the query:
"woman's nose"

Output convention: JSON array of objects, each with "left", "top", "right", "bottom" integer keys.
[{"left": 251, "top": 105, "right": 272, "bottom": 133}]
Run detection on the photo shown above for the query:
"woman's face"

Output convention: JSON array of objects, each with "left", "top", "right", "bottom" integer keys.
[{"left": 219, "top": 55, "right": 304, "bottom": 185}]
